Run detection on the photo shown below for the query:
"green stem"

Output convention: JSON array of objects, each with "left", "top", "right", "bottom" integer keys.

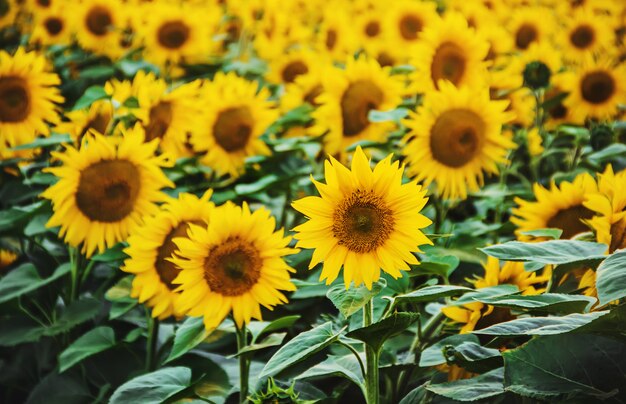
[
  {"left": 364, "top": 299, "right": 379, "bottom": 404},
  {"left": 410, "top": 311, "right": 444, "bottom": 354},
  {"left": 145, "top": 314, "right": 159, "bottom": 371},
  {"left": 236, "top": 323, "right": 250, "bottom": 404},
  {"left": 69, "top": 247, "right": 80, "bottom": 303},
  {"left": 338, "top": 339, "right": 366, "bottom": 380}
]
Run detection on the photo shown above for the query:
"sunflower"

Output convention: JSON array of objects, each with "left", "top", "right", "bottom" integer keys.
[
  {"left": 403, "top": 81, "right": 514, "bottom": 200},
  {"left": 122, "top": 191, "right": 214, "bottom": 320},
  {"left": 526, "top": 127, "right": 544, "bottom": 157},
  {"left": 0, "top": 249, "right": 18, "bottom": 271},
  {"left": 55, "top": 99, "right": 114, "bottom": 144},
  {"left": 30, "top": 5, "right": 72, "bottom": 47},
  {"left": 310, "top": 57, "right": 403, "bottom": 157},
  {"left": 560, "top": 9, "right": 615, "bottom": 61},
  {"left": 292, "top": 146, "right": 432, "bottom": 289},
  {"left": 170, "top": 202, "right": 298, "bottom": 329},
  {"left": 253, "top": 7, "right": 312, "bottom": 61},
  {"left": 189, "top": 72, "right": 276, "bottom": 177},
  {"left": 266, "top": 48, "right": 320, "bottom": 85},
  {"left": 507, "top": 7, "right": 555, "bottom": 52},
  {"left": 314, "top": 8, "right": 358, "bottom": 61},
  {"left": 72, "top": 0, "right": 126, "bottom": 58},
  {"left": 42, "top": 126, "right": 174, "bottom": 258},
  {"left": 384, "top": 0, "right": 438, "bottom": 51},
  {"left": 280, "top": 68, "right": 326, "bottom": 138},
  {"left": 0, "top": 0, "right": 19, "bottom": 29},
  {"left": 515, "top": 41, "right": 563, "bottom": 80},
  {"left": 511, "top": 172, "right": 598, "bottom": 240},
  {"left": 410, "top": 12, "right": 489, "bottom": 92},
  {"left": 561, "top": 57, "right": 626, "bottom": 123},
  {"left": 0, "top": 48, "right": 63, "bottom": 147},
  {"left": 474, "top": 256, "right": 549, "bottom": 295},
  {"left": 543, "top": 80, "right": 576, "bottom": 129}
]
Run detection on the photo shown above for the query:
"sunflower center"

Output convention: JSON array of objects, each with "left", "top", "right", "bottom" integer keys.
[
  {"left": 326, "top": 29, "right": 337, "bottom": 50},
  {"left": 36, "top": 0, "right": 50, "bottom": 7},
  {"left": 0, "top": 0, "right": 9, "bottom": 18},
  {"left": 157, "top": 21, "right": 190, "bottom": 49},
  {"left": 609, "top": 217, "right": 626, "bottom": 253},
  {"left": 431, "top": 42, "right": 467, "bottom": 88},
  {"left": 75, "top": 159, "right": 141, "bottom": 222},
  {"left": 156, "top": 220, "right": 205, "bottom": 290},
  {"left": 515, "top": 24, "right": 537, "bottom": 50},
  {"left": 282, "top": 61, "right": 308, "bottom": 83},
  {"left": 570, "top": 24, "right": 594, "bottom": 49},
  {"left": 145, "top": 101, "right": 173, "bottom": 141},
  {"left": 80, "top": 111, "right": 111, "bottom": 139},
  {"left": 44, "top": 17, "right": 63, "bottom": 35},
  {"left": 332, "top": 190, "right": 395, "bottom": 253},
  {"left": 399, "top": 14, "right": 422, "bottom": 40},
  {"left": 377, "top": 51, "right": 395, "bottom": 67},
  {"left": 85, "top": 6, "right": 113, "bottom": 36},
  {"left": 365, "top": 21, "right": 380, "bottom": 37},
  {"left": 0, "top": 76, "right": 31, "bottom": 123},
  {"left": 213, "top": 106, "right": 254, "bottom": 152},
  {"left": 430, "top": 109, "right": 485, "bottom": 168},
  {"left": 545, "top": 89, "right": 568, "bottom": 120},
  {"left": 546, "top": 205, "right": 594, "bottom": 239},
  {"left": 581, "top": 71, "right": 615, "bottom": 104},
  {"left": 203, "top": 237, "right": 262, "bottom": 296},
  {"left": 341, "top": 80, "right": 383, "bottom": 137},
  {"left": 304, "top": 85, "right": 323, "bottom": 106}
]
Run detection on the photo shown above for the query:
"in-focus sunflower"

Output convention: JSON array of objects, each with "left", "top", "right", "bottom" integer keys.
[
  {"left": 0, "top": 48, "right": 63, "bottom": 147},
  {"left": 311, "top": 57, "right": 403, "bottom": 157},
  {"left": 585, "top": 165, "right": 626, "bottom": 253},
  {"left": 292, "top": 146, "right": 432, "bottom": 289},
  {"left": 511, "top": 172, "right": 598, "bottom": 240},
  {"left": 42, "top": 126, "right": 174, "bottom": 258},
  {"left": 560, "top": 9, "right": 615, "bottom": 61},
  {"left": 384, "top": 0, "right": 438, "bottom": 52},
  {"left": 72, "top": 0, "right": 125, "bottom": 57},
  {"left": 55, "top": 99, "right": 114, "bottom": 144},
  {"left": 507, "top": 7, "right": 555, "bottom": 51},
  {"left": 123, "top": 191, "right": 214, "bottom": 320},
  {"left": 190, "top": 72, "right": 276, "bottom": 177},
  {"left": 410, "top": 12, "right": 489, "bottom": 92},
  {"left": 171, "top": 202, "right": 298, "bottom": 329},
  {"left": 266, "top": 48, "right": 320, "bottom": 85},
  {"left": 561, "top": 57, "right": 626, "bottom": 123},
  {"left": 403, "top": 81, "right": 514, "bottom": 200}
]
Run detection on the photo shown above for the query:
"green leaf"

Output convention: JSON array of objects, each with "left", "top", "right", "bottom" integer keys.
[
  {"left": 473, "top": 311, "right": 609, "bottom": 336},
  {"left": 443, "top": 341, "right": 502, "bottom": 373},
  {"left": 368, "top": 108, "right": 408, "bottom": 123},
  {"left": 24, "top": 213, "right": 51, "bottom": 236},
  {"left": 414, "top": 252, "right": 460, "bottom": 278},
  {"left": 234, "top": 174, "right": 280, "bottom": 195},
  {"left": 586, "top": 143, "right": 626, "bottom": 163},
  {"left": 45, "top": 298, "right": 101, "bottom": 336},
  {"left": 420, "top": 334, "right": 479, "bottom": 367},
  {"left": 453, "top": 285, "right": 519, "bottom": 305},
  {"left": 165, "top": 316, "right": 210, "bottom": 363},
  {"left": 253, "top": 315, "right": 300, "bottom": 342},
  {"left": 25, "top": 372, "right": 92, "bottom": 404},
  {"left": 73, "top": 85, "right": 109, "bottom": 110},
  {"left": 504, "top": 334, "right": 625, "bottom": 399},
  {"left": 0, "top": 263, "right": 71, "bottom": 304},
  {"left": 79, "top": 65, "right": 116, "bottom": 80},
  {"left": 326, "top": 279, "right": 386, "bottom": 318},
  {"left": 394, "top": 285, "right": 472, "bottom": 305},
  {"left": 59, "top": 326, "right": 116, "bottom": 372},
  {"left": 233, "top": 333, "right": 286, "bottom": 357},
  {"left": 519, "top": 228, "right": 563, "bottom": 240},
  {"left": 474, "top": 293, "right": 597, "bottom": 314},
  {"left": 480, "top": 240, "right": 607, "bottom": 268},
  {"left": 295, "top": 354, "right": 365, "bottom": 390},
  {"left": 260, "top": 322, "right": 342, "bottom": 379},
  {"left": 346, "top": 312, "right": 420, "bottom": 352},
  {"left": 0, "top": 316, "right": 48, "bottom": 346},
  {"left": 8, "top": 134, "right": 71, "bottom": 150},
  {"left": 426, "top": 367, "right": 504, "bottom": 401},
  {"left": 109, "top": 367, "right": 192, "bottom": 404},
  {"left": 595, "top": 250, "right": 626, "bottom": 307},
  {"left": 92, "top": 243, "right": 128, "bottom": 262}
]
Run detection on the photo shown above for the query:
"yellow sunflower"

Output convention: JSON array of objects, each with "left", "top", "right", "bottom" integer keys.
[
  {"left": 190, "top": 72, "right": 276, "bottom": 177},
  {"left": 403, "top": 81, "right": 514, "bottom": 200},
  {"left": 410, "top": 12, "right": 489, "bottom": 92},
  {"left": 280, "top": 68, "right": 326, "bottom": 138},
  {"left": 0, "top": 0, "right": 19, "bottom": 29},
  {"left": 42, "top": 126, "right": 174, "bottom": 258},
  {"left": 560, "top": 8, "right": 615, "bottom": 61},
  {"left": 310, "top": 57, "right": 403, "bottom": 157},
  {"left": 291, "top": 146, "right": 432, "bottom": 289},
  {"left": 55, "top": 99, "right": 114, "bottom": 144},
  {"left": 266, "top": 48, "right": 320, "bottom": 85},
  {"left": 72, "top": 0, "right": 126, "bottom": 58},
  {"left": 171, "top": 202, "right": 298, "bottom": 329},
  {"left": 511, "top": 172, "right": 598, "bottom": 240},
  {"left": 507, "top": 7, "right": 555, "bottom": 52},
  {"left": 0, "top": 48, "right": 63, "bottom": 147},
  {"left": 314, "top": 8, "right": 358, "bottom": 61},
  {"left": 253, "top": 7, "right": 312, "bottom": 61},
  {"left": 543, "top": 79, "right": 577, "bottom": 129},
  {"left": 384, "top": 0, "right": 439, "bottom": 53},
  {"left": 30, "top": 5, "right": 72, "bottom": 47},
  {"left": 561, "top": 57, "right": 626, "bottom": 123},
  {"left": 0, "top": 249, "right": 18, "bottom": 271},
  {"left": 123, "top": 191, "right": 214, "bottom": 320}
]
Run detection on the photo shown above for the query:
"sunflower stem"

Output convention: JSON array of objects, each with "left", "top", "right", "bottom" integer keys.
[
  {"left": 236, "top": 323, "right": 250, "bottom": 404},
  {"left": 68, "top": 247, "right": 81, "bottom": 303},
  {"left": 363, "top": 299, "right": 380, "bottom": 404},
  {"left": 145, "top": 314, "right": 159, "bottom": 371}
]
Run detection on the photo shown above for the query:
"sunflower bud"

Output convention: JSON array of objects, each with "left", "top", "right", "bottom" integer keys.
[
  {"left": 590, "top": 124, "right": 613, "bottom": 151},
  {"left": 523, "top": 61, "right": 551, "bottom": 90}
]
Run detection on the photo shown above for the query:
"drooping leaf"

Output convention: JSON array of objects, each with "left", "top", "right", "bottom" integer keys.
[
  {"left": 326, "top": 279, "right": 386, "bottom": 318},
  {"left": 73, "top": 85, "right": 109, "bottom": 110},
  {"left": 109, "top": 367, "right": 192, "bottom": 404},
  {"left": 504, "top": 334, "right": 626, "bottom": 399},
  {"left": 59, "top": 326, "right": 116, "bottom": 372},
  {"left": 165, "top": 316, "right": 210, "bottom": 363},
  {"left": 0, "top": 263, "right": 71, "bottom": 304},
  {"left": 259, "top": 322, "right": 342, "bottom": 379},
  {"left": 452, "top": 285, "right": 519, "bottom": 305},
  {"left": 443, "top": 341, "right": 502, "bottom": 373},
  {"left": 347, "top": 312, "right": 420, "bottom": 352},
  {"left": 233, "top": 333, "right": 286, "bottom": 357},
  {"left": 8, "top": 134, "right": 71, "bottom": 151},
  {"left": 519, "top": 228, "right": 563, "bottom": 240},
  {"left": 45, "top": 298, "right": 102, "bottom": 336},
  {"left": 254, "top": 315, "right": 300, "bottom": 341},
  {"left": 295, "top": 354, "right": 365, "bottom": 391},
  {"left": 420, "top": 334, "right": 479, "bottom": 367},
  {"left": 394, "top": 285, "right": 472, "bottom": 306},
  {"left": 473, "top": 293, "right": 596, "bottom": 314},
  {"left": 473, "top": 311, "right": 609, "bottom": 336},
  {"left": 25, "top": 372, "right": 92, "bottom": 404},
  {"left": 595, "top": 250, "right": 626, "bottom": 307},
  {"left": 414, "top": 252, "right": 460, "bottom": 278},
  {"left": 426, "top": 367, "right": 504, "bottom": 401}
]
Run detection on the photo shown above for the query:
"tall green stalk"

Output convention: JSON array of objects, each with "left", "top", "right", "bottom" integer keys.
[
  {"left": 363, "top": 299, "right": 379, "bottom": 404},
  {"left": 236, "top": 323, "right": 250, "bottom": 404},
  {"left": 145, "top": 315, "right": 159, "bottom": 371}
]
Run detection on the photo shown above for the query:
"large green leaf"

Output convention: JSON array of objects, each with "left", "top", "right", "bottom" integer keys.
[
  {"left": 426, "top": 367, "right": 504, "bottom": 401},
  {"left": 474, "top": 293, "right": 596, "bottom": 314},
  {"left": 420, "top": 334, "right": 478, "bottom": 367},
  {"left": 295, "top": 354, "right": 365, "bottom": 391},
  {"left": 347, "top": 312, "right": 420, "bottom": 352},
  {"left": 233, "top": 332, "right": 286, "bottom": 357},
  {"left": 59, "top": 326, "right": 116, "bottom": 372},
  {"left": 8, "top": 134, "right": 71, "bottom": 151},
  {"left": 480, "top": 240, "right": 607, "bottom": 269},
  {"left": 394, "top": 285, "right": 472, "bottom": 305},
  {"left": 73, "top": 85, "right": 109, "bottom": 110},
  {"left": 326, "top": 279, "right": 386, "bottom": 318},
  {"left": 452, "top": 285, "right": 519, "bottom": 305},
  {"left": 473, "top": 311, "right": 609, "bottom": 336},
  {"left": 259, "top": 322, "right": 342, "bottom": 379},
  {"left": 253, "top": 315, "right": 300, "bottom": 342},
  {"left": 165, "top": 316, "right": 210, "bottom": 363},
  {"left": 519, "top": 228, "right": 563, "bottom": 240},
  {"left": 109, "top": 367, "right": 192, "bottom": 404},
  {"left": 414, "top": 252, "right": 460, "bottom": 278},
  {"left": 504, "top": 334, "right": 626, "bottom": 399},
  {"left": 444, "top": 341, "right": 502, "bottom": 373},
  {"left": 595, "top": 250, "right": 626, "bottom": 307},
  {"left": 25, "top": 372, "right": 92, "bottom": 404},
  {"left": 0, "top": 263, "right": 71, "bottom": 304}
]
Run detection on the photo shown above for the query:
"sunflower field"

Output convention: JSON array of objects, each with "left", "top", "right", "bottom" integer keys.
[{"left": 2, "top": 0, "right": 626, "bottom": 402}]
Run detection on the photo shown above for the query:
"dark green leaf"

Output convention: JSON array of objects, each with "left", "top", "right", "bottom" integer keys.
[
  {"left": 73, "top": 85, "right": 109, "bottom": 110},
  {"left": 109, "top": 367, "right": 192, "bottom": 404},
  {"left": 26, "top": 372, "right": 92, "bottom": 404},
  {"left": 595, "top": 250, "right": 626, "bottom": 307},
  {"left": 165, "top": 316, "right": 210, "bottom": 363},
  {"left": 234, "top": 174, "right": 280, "bottom": 195},
  {"left": 415, "top": 251, "right": 460, "bottom": 278},
  {"left": 444, "top": 341, "right": 502, "bottom": 373},
  {"left": 233, "top": 333, "right": 286, "bottom": 357},
  {"left": 0, "top": 263, "right": 71, "bottom": 304},
  {"left": 91, "top": 243, "right": 128, "bottom": 262},
  {"left": 326, "top": 279, "right": 386, "bottom": 318},
  {"left": 453, "top": 285, "right": 519, "bottom": 305},
  {"left": 59, "top": 326, "right": 116, "bottom": 372},
  {"left": 347, "top": 312, "right": 420, "bottom": 352},
  {"left": 24, "top": 213, "right": 51, "bottom": 236},
  {"left": 426, "top": 367, "right": 504, "bottom": 401},
  {"left": 260, "top": 322, "right": 342, "bottom": 379},
  {"left": 79, "top": 65, "right": 116, "bottom": 80},
  {"left": 420, "top": 334, "right": 479, "bottom": 367},
  {"left": 474, "top": 293, "right": 596, "bottom": 314},
  {"left": 295, "top": 354, "right": 365, "bottom": 390},
  {"left": 45, "top": 298, "right": 101, "bottom": 336},
  {"left": 254, "top": 315, "right": 300, "bottom": 341},
  {"left": 586, "top": 143, "right": 626, "bottom": 163},
  {"left": 473, "top": 311, "right": 609, "bottom": 336},
  {"left": 480, "top": 240, "right": 607, "bottom": 267},
  {"left": 394, "top": 285, "right": 472, "bottom": 305}
]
